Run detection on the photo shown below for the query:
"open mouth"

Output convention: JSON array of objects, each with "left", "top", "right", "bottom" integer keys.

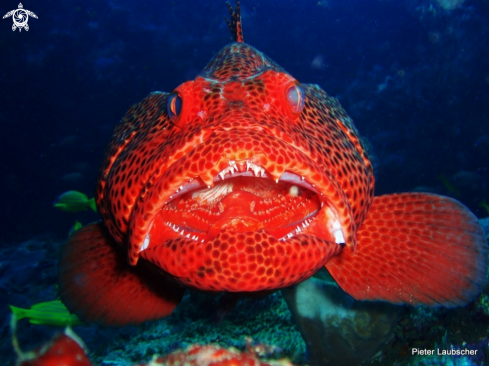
[
  {"left": 137, "top": 160, "right": 348, "bottom": 292},
  {"left": 155, "top": 160, "right": 326, "bottom": 245},
  {"left": 136, "top": 158, "right": 349, "bottom": 258},
  {"left": 120, "top": 128, "right": 354, "bottom": 291}
]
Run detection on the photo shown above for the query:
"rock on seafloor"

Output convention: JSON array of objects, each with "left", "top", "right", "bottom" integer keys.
[{"left": 282, "top": 274, "right": 402, "bottom": 366}]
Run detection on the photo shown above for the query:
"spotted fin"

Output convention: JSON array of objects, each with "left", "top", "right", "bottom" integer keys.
[
  {"left": 58, "top": 222, "right": 185, "bottom": 326},
  {"left": 326, "top": 193, "right": 488, "bottom": 307}
]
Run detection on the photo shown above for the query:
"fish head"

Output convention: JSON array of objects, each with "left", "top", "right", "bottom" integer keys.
[{"left": 96, "top": 42, "right": 374, "bottom": 292}]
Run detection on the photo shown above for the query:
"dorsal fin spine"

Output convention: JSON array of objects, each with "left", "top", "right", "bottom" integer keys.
[{"left": 225, "top": 1, "right": 244, "bottom": 43}]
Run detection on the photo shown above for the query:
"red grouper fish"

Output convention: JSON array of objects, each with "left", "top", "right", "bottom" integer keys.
[{"left": 59, "top": 1, "right": 488, "bottom": 326}]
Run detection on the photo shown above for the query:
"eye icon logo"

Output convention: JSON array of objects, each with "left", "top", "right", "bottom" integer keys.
[{"left": 3, "top": 3, "right": 38, "bottom": 32}]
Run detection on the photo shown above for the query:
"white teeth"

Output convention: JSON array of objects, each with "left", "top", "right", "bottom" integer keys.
[
  {"left": 215, "top": 160, "right": 269, "bottom": 181},
  {"left": 330, "top": 219, "right": 345, "bottom": 244},
  {"left": 251, "top": 165, "right": 260, "bottom": 176},
  {"left": 245, "top": 161, "right": 266, "bottom": 177},
  {"left": 217, "top": 160, "right": 238, "bottom": 180},
  {"left": 229, "top": 161, "right": 236, "bottom": 174},
  {"left": 170, "top": 178, "right": 204, "bottom": 200},
  {"left": 333, "top": 229, "right": 345, "bottom": 244},
  {"left": 278, "top": 218, "right": 313, "bottom": 241},
  {"left": 141, "top": 234, "right": 150, "bottom": 252},
  {"left": 166, "top": 222, "right": 200, "bottom": 241}
]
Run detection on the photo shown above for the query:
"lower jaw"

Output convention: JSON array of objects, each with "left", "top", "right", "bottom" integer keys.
[{"left": 140, "top": 228, "right": 342, "bottom": 292}]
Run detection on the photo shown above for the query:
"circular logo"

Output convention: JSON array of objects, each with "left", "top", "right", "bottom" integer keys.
[{"left": 12, "top": 9, "right": 28, "bottom": 28}]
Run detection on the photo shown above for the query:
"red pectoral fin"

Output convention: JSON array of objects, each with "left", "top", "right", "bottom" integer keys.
[
  {"left": 58, "top": 222, "right": 185, "bottom": 326},
  {"left": 326, "top": 193, "right": 488, "bottom": 307}
]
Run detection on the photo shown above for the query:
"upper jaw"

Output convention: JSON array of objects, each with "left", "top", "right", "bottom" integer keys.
[{"left": 125, "top": 129, "right": 356, "bottom": 265}]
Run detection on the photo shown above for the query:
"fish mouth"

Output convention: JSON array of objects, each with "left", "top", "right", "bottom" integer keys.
[
  {"left": 160, "top": 164, "right": 325, "bottom": 242},
  {"left": 129, "top": 129, "right": 355, "bottom": 291}
]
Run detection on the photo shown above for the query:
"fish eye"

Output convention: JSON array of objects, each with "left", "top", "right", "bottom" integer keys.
[
  {"left": 167, "top": 93, "right": 182, "bottom": 119},
  {"left": 286, "top": 84, "right": 305, "bottom": 114}
]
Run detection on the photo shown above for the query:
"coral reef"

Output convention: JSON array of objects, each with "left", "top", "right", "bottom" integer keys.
[
  {"left": 13, "top": 320, "right": 296, "bottom": 366},
  {"left": 92, "top": 290, "right": 305, "bottom": 365},
  {"left": 133, "top": 344, "right": 297, "bottom": 366}
]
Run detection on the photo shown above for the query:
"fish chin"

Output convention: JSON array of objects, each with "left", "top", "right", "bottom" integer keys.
[{"left": 129, "top": 130, "right": 354, "bottom": 291}]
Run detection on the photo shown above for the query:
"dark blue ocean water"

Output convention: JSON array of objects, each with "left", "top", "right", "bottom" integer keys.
[{"left": 1, "top": 0, "right": 489, "bottom": 365}]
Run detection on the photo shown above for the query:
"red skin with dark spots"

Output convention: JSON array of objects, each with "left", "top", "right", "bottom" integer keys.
[
  {"left": 93, "top": 34, "right": 486, "bottom": 299},
  {"left": 59, "top": 1, "right": 487, "bottom": 327},
  {"left": 95, "top": 42, "right": 367, "bottom": 290}
]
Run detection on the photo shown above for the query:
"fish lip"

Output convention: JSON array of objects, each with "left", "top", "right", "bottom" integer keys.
[
  {"left": 126, "top": 129, "right": 356, "bottom": 265},
  {"left": 165, "top": 163, "right": 323, "bottom": 204}
]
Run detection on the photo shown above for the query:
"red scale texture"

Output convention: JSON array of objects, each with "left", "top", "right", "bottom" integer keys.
[
  {"left": 58, "top": 1, "right": 488, "bottom": 326},
  {"left": 142, "top": 230, "right": 342, "bottom": 292},
  {"left": 327, "top": 193, "right": 488, "bottom": 307},
  {"left": 201, "top": 43, "right": 284, "bottom": 81},
  {"left": 59, "top": 223, "right": 184, "bottom": 325}
]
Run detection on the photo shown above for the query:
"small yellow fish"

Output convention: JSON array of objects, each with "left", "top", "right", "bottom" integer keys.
[
  {"left": 9, "top": 300, "right": 83, "bottom": 326},
  {"left": 53, "top": 191, "right": 97, "bottom": 212}
]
